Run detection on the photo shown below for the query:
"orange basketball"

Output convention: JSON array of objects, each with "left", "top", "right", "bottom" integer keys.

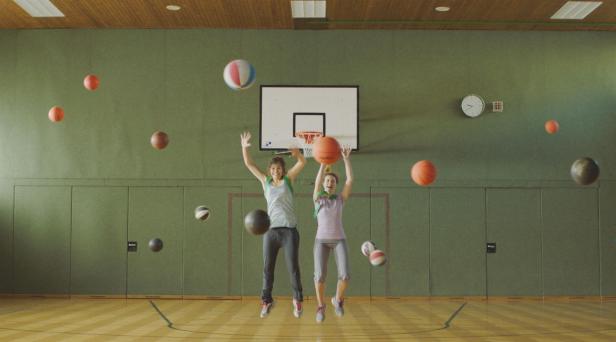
[
  {"left": 48, "top": 106, "right": 64, "bottom": 122},
  {"left": 545, "top": 119, "right": 559, "bottom": 134},
  {"left": 83, "top": 74, "right": 99, "bottom": 91},
  {"left": 150, "top": 131, "right": 169, "bottom": 150},
  {"left": 312, "top": 136, "right": 341, "bottom": 165},
  {"left": 411, "top": 160, "right": 436, "bottom": 186}
]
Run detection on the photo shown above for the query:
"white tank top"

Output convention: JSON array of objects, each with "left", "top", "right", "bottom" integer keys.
[{"left": 264, "top": 176, "right": 297, "bottom": 228}]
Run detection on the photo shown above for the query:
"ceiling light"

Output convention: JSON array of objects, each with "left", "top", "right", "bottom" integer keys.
[
  {"left": 435, "top": 6, "right": 450, "bottom": 12},
  {"left": 13, "top": 0, "right": 64, "bottom": 17},
  {"left": 166, "top": 5, "right": 181, "bottom": 11},
  {"left": 291, "top": 1, "right": 326, "bottom": 18},
  {"left": 551, "top": 1, "right": 602, "bottom": 20}
]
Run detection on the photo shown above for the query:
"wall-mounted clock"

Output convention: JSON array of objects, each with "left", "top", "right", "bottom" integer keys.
[{"left": 461, "top": 94, "right": 485, "bottom": 118}]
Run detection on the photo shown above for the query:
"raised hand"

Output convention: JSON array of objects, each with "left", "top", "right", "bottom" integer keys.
[
  {"left": 341, "top": 145, "right": 351, "bottom": 160},
  {"left": 290, "top": 148, "right": 301, "bottom": 158},
  {"left": 240, "top": 131, "right": 252, "bottom": 148}
]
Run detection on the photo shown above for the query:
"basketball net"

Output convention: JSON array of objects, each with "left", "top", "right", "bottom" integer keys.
[{"left": 295, "top": 131, "right": 322, "bottom": 158}]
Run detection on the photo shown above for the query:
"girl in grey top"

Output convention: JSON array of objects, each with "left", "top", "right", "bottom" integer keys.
[
  {"left": 313, "top": 146, "right": 353, "bottom": 322},
  {"left": 240, "top": 131, "right": 306, "bottom": 319}
]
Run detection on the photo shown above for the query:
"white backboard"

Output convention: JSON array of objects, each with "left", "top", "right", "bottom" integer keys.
[{"left": 260, "top": 86, "right": 359, "bottom": 151}]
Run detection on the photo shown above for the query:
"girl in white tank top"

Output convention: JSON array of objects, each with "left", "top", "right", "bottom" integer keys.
[{"left": 240, "top": 131, "right": 307, "bottom": 319}]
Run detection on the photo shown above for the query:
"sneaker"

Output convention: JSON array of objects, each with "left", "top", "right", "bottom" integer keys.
[
  {"left": 260, "top": 301, "right": 273, "bottom": 318},
  {"left": 316, "top": 305, "right": 325, "bottom": 323},
  {"left": 331, "top": 297, "right": 344, "bottom": 317},
  {"left": 293, "top": 299, "right": 303, "bottom": 318}
]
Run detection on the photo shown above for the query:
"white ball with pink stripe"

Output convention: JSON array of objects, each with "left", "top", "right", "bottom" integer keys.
[
  {"left": 369, "top": 249, "right": 387, "bottom": 267},
  {"left": 223, "top": 59, "right": 256, "bottom": 90}
]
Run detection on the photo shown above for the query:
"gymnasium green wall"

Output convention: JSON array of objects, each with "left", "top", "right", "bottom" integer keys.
[{"left": 0, "top": 29, "right": 615, "bottom": 297}]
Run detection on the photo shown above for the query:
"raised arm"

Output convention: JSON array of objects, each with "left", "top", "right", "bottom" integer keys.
[
  {"left": 240, "top": 131, "right": 267, "bottom": 185},
  {"left": 286, "top": 148, "right": 306, "bottom": 183},
  {"left": 313, "top": 163, "right": 326, "bottom": 202},
  {"left": 340, "top": 146, "right": 353, "bottom": 201}
]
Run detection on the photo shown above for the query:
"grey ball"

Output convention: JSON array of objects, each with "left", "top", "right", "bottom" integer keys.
[
  {"left": 149, "top": 238, "right": 163, "bottom": 252},
  {"left": 570, "top": 157, "right": 600, "bottom": 186},
  {"left": 244, "top": 209, "right": 270, "bottom": 235}
]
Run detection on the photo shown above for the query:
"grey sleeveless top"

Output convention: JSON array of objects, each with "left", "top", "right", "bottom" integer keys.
[{"left": 264, "top": 176, "right": 297, "bottom": 229}]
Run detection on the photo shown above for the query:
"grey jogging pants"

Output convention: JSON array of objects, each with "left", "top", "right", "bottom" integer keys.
[{"left": 313, "top": 239, "right": 350, "bottom": 283}]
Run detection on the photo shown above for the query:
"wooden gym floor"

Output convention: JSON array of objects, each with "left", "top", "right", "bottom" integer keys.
[{"left": 0, "top": 298, "right": 615, "bottom": 341}]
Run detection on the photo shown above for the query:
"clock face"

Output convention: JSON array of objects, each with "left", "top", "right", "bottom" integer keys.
[{"left": 461, "top": 95, "right": 485, "bottom": 118}]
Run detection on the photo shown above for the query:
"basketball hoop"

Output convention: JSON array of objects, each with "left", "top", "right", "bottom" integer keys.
[{"left": 295, "top": 131, "right": 322, "bottom": 158}]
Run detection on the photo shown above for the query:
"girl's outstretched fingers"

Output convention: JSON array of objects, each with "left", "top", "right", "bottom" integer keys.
[
  {"left": 341, "top": 146, "right": 351, "bottom": 159},
  {"left": 241, "top": 131, "right": 252, "bottom": 147}
]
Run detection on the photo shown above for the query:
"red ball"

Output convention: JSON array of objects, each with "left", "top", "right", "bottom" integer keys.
[
  {"left": 545, "top": 119, "right": 559, "bottom": 134},
  {"left": 312, "top": 136, "right": 341, "bottom": 165},
  {"left": 411, "top": 160, "right": 437, "bottom": 186},
  {"left": 151, "top": 131, "right": 169, "bottom": 150},
  {"left": 48, "top": 106, "right": 64, "bottom": 122},
  {"left": 83, "top": 74, "right": 99, "bottom": 91}
]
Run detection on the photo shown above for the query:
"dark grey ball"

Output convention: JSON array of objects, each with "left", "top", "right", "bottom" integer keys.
[
  {"left": 570, "top": 157, "right": 600, "bottom": 186},
  {"left": 149, "top": 238, "right": 163, "bottom": 252},
  {"left": 244, "top": 209, "right": 270, "bottom": 235}
]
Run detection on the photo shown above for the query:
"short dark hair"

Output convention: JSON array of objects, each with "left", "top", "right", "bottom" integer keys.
[
  {"left": 268, "top": 157, "right": 287, "bottom": 175},
  {"left": 324, "top": 172, "right": 339, "bottom": 184}
]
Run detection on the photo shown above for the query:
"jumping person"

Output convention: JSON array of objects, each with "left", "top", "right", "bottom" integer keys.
[
  {"left": 240, "top": 131, "right": 306, "bottom": 318},
  {"left": 313, "top": 146, "right": 353, "bottom": 322}
]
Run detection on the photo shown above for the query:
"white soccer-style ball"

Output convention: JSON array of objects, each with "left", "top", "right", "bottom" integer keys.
[{"left": 361, "top": 240, "right": 376, "bottom": 257}]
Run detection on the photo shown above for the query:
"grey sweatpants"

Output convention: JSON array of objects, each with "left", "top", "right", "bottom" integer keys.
[
  {"left": 262, "top": 227, "right": 303, "bottom": 303},
  {"left": 314, "top": 239, "right": 350, "bottom": 283}
]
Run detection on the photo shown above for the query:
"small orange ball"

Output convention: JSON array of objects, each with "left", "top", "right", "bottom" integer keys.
[
  {"left": 48, "top": 106, "right": 64, "bottom": 122},
  {"left": 83, "top": 74, "right": 99, "bottom": 91},
  {"left": 151, "top": 131, "right": 169, "bottom": 150},
  {"left": 545, "top": 120, "right": 559, "bottom": 134},
  {"left": 411, "top": 160, "right": 437, "bottom": 186}
]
